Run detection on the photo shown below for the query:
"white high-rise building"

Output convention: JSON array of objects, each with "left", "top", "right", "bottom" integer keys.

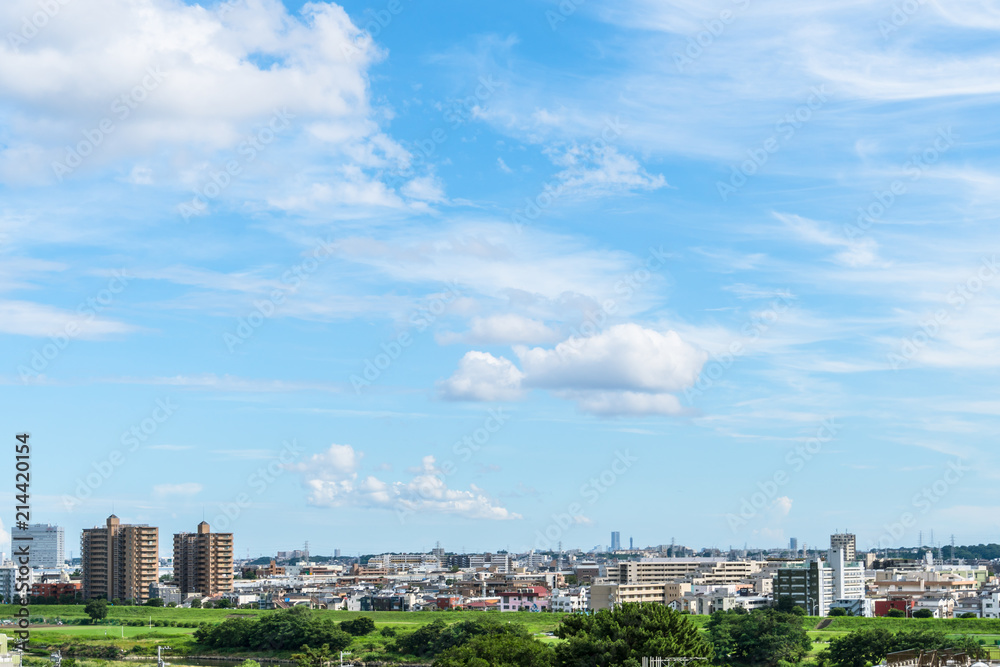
[{"left": 22, "top": 525, "right": 64, "bottom": 568}]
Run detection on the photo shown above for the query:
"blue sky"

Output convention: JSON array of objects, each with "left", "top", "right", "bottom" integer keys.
[{"left": 2, "top": 0, "right": 1000, "bottom": 559}]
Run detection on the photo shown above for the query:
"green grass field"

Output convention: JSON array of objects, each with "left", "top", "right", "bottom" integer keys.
[{"left": 0, "top": 604, "right": 565, "bottom": 660}]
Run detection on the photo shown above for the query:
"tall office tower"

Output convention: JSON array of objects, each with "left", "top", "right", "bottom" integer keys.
[
  {"left": 790, "top": 537, "right": 798, "bottom": 553},
  {"left": 830, "top": 533, "right": 856, "bottom": 562},
  {"left": 23, "top": 524, "right": 65, "bottom": 568},
  {"left": 173, "top": 521, "right": 233, "bottom": 598},
  {"left": 610, "top": 532, "right": 621, "bottom": 552},
  {"left": 81, "top": 515, "right": 158, "bottom": 602}
]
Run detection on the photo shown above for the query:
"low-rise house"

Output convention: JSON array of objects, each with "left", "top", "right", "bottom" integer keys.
[{"left": 499, "top": 586, "right": 549, "bottom": 612}]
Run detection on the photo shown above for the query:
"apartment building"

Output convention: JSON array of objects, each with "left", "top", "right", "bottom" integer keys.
[
  {"left": 173, "top": 521, "right": 234, "bottom": 598},
  {"left": 589, "top": 582, "right": 692, "bottom": 611},
  {"left": 81, "top": 515, "right": 158, "bottom": 602},
  {"left": 614, "top": 558, "right": 764, "bottom": 585}
]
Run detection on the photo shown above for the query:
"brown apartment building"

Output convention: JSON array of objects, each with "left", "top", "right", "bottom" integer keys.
[
  {"left": 81, "top": 515, "right": 159, "bottom": 603},
  {"left": 173, "top": 521, "right": 233, "bottom": 598}
]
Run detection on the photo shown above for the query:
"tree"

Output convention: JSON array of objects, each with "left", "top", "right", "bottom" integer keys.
[
  {"left": 959, "top": 613, "right": 978, "bottom": 619},
  {"left": 215, "top": 598, "right": 233, "bottom": 609},
  {"left": 189, "top": 598, "right": 202, "bottom": 609},
  {"left": 395, "top": 618, "right": 530, "bottom": 659},
  {"left": 434, "top": 633, "right": 555, "bottom": 667},
  {"left": 291, "top": 644, "right": 333, "bottom": 667},
  {"left": 821, "top": 627, "right": 985, "bottom": 667},
  {"left": 146, "top": 598, "right": 164, "bottom": 607},
  {"left": 828, "top": 608, "right": 847, "bottom": 617},
  {"left": 85, "top": 598, "right": 109, "bottom": 622},
  {"left": 886, "top": 609, "right": 906, "bottom": 618},
  {"left": 340, "top": 616, "right": 375, "bottom": 636},
  {"left": 706, "top": 608, "right": 811, "bottom": 667},
  {"left": 912, "top": 609, "right": 934, "bottom": 619},
  {"left": 556, "top": 602, "right": 712, "bottom": 667}
]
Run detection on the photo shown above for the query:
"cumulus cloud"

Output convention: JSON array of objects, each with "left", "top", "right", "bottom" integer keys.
[
  {"left": 0, "top": 0, "right": 421, "bottom": 210},
  {"left": 291, "top": 444, "right": 518, "bottom": 520},
  {"left": 438, "top": 351, "right": 525, "bottom": 401},
  {"left": 440, "top": 324, "right": 707, "bottom": 416}
]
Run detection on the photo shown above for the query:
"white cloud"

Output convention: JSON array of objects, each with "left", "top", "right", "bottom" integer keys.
[
  {"left": 439, "top": 351, "right": 525, "bottom": 401},
  {"left": 517, "top": 324, "right": 705, "bottom": 393},
  {"left": 774, "top": 212, "right": 880, "bottom": 267},
  {"left": 441, "top": 324, "right": 707, "bottom": 416},
  {"left": 439, "top": 314, "right": 560, "bottom": 345},
  {"left": 293, "top": 444, "right": 518, "bottom": 520},
  {"left": 0, "top": 300, "right": 136, "bottom": 338},
  {"left": 548, "top": 143, "right": 668, "bottom": 197},
  {"left": 0, "top": 0, "right": 411, "bottom": 208},
  {"left": 153, "top": 482, "right": 202, "bottom": 496}
]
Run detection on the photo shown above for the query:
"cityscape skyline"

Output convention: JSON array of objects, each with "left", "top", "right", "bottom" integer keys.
[{"left": 3, "top": 0, "right": 1000, "bottom": 556}]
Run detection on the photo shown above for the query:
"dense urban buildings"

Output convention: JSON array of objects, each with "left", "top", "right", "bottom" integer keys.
[
  {"left": 80, "top": 515, "right": 158, "bottom": 603},
  {"left": 173, "top": 521, "right": 234, "bottom": 598}
]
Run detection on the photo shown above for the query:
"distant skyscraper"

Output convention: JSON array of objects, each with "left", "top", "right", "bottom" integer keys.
[
  {"left": 629, "top": 536, "right": 633, "bottom": 550},
  {"left": 790, "top": 537, "right": 798, "bottom": 553},
  {"left": 610, "top": 531, "right": 621, "bottom": 552},
  {"left": 334, "top": 549, "right": 341, "bottom": 558},
  {"left": 23, "top": 524, "right": 64, "bottom": 568},
  {"left": 830, "top": 533, "right": 857, "bottom": 561}
]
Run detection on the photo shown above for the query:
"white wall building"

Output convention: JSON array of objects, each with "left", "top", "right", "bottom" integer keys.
[{"left": 22, "top": 525, "right": 64, "bottom": 569}]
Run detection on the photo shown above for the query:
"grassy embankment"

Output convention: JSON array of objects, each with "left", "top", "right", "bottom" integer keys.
[{"left": 0, "top": 605, "right": 565, "bottom": 662}]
